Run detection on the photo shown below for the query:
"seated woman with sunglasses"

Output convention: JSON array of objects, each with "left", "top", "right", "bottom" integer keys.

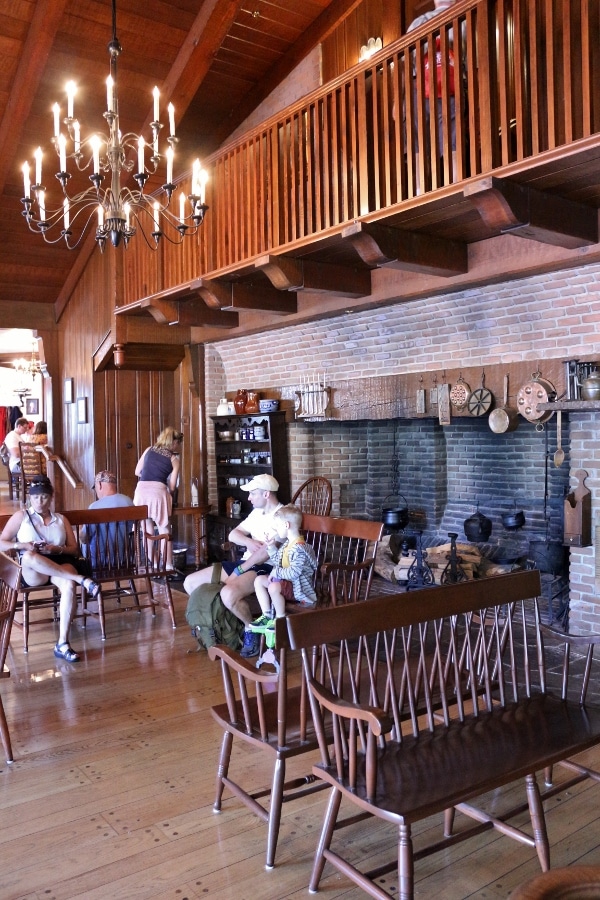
[{"left": 0, "top": 475, "right": 100, "bottom": 662}]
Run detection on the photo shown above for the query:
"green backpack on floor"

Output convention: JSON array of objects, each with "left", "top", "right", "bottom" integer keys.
[{"left": 185, "top": 563, "right": 244, "bottom": 652}]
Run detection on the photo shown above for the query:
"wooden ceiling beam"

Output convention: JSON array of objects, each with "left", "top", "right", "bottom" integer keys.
[
  {"left": 209, "top": 0, "right": 365, "bottom": 148},
  {"left": 464, "top": 177, "right": 598, "bottom": 249},
  {"left": 342, "top": 221, "right": 468, "bottom": 277},
  {"left": 255, "top": 254, "right": 372, "bottom": 297},
  {"left": 0, "top": 0, "right": 69, "bottom": 196},
  {"left": 164, "top": 0, "right": 248, "bottom": 126}
]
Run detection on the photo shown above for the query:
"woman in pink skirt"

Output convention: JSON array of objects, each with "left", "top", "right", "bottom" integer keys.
[{"left": 134, "top": 426, "right": 183, "bottom": 568}]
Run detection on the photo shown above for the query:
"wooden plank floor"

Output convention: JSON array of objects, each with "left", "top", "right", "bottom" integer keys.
[{"left": 2, "top": 583, "right": 600, "bottom": 899}]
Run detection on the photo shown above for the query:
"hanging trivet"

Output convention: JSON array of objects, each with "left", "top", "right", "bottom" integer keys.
[
  {"left": 449, "top": 373, "right": 471, "bottom": 410},
  {"left": 467, "top": 370, "right": 494, "bottom": 417}
]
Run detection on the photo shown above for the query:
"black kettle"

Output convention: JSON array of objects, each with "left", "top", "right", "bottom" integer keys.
[
  {"left": 381, "top": 494, "right": 409, "bottom": 530},
  {"left": 463, "top": 508, "right": 493, "bottom": 542}
]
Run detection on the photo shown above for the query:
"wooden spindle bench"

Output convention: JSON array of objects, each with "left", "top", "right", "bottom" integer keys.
[{"left": 281, "top": 570, "right": 600, "bottom": 900}]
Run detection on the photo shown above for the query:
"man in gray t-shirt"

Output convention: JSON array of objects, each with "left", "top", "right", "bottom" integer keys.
[{"left": 85, "top": 470, "right": 134, "bottom": 567}]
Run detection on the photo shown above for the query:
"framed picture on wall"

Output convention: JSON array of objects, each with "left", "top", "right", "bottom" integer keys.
[
  {"left": 25, "top": 398, "right": 39, "bottom": 416},
  {"left": 76, "top": 396, "right": 88, "bottom": 424},
  {"left": 64, "top": 378, "right": 74, "bottom": 404}
]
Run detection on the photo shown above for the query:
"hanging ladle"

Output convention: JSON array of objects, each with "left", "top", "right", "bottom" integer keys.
[{"left": 554, "top": 410, "right": 565, "bottom": 467}]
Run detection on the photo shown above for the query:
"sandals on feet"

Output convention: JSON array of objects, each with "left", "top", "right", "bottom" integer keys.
[
  {"left": 81, "top": 577, "right": 101, "bottom": 599},
  {"left": 54, "top": 642, "right": 80, "bottom": 663}
]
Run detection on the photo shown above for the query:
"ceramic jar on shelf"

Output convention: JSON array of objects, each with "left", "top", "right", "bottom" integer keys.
[
  {"left": 234, "top": 389, "right": 248, "bottom": 413},
  {"left": 245, "top": 391, "right": 260, "bottom": 413}
]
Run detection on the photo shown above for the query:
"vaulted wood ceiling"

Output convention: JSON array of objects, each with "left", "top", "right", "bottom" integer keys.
[{"left": 0, "top": 0, "right": 363, "bottom": 312}]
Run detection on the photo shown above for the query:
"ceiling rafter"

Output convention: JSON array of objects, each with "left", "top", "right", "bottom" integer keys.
[
  {"left": 0, "top": 0, "right": 69, "bottom": 196},
  {"left": 208, "top": 0, "right": 366, "bottom": 149}
]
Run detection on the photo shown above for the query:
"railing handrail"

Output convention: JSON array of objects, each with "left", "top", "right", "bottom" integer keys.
[{"left": 38, "top": 446, "right": 83, "bottom": 490}]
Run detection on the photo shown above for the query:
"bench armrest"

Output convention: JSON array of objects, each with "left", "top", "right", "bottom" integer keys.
[
  {"left": 307, "top": 675, "right": 393, "bottom": 737},
  {"left": 541, "top": 623, "right": 600, "bottom": 647},
  {"left": 208, "top": 644, "right": 279, "bottom": 684}
]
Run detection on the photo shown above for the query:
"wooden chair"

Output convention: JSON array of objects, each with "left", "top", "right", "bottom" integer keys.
[
  {"left": 19, "top": 442, "right": 46, "bottom": 498},
  {"left": 0, "top": 552, "right": 22, "bottom": 762},
  {"left": 65, "top": 506, "right": 176, "bottom": 640},
  {"left": 291, "top": 477, "right": 333, "bottom": 516},
  {"left": 207, "top": 514, "right": 382, "bottom": 869},
  {"left": 301, "top": 513, "right": 383, "bottom": 606}
]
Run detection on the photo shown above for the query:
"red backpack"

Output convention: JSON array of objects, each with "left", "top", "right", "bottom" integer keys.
[{"left": 424, "top": 35, "right": 455, "bottom": 98}]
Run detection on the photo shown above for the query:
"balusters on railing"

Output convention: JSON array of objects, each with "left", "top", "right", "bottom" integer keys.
[{"left": 121, "top": 0, "right": 600, "bottom": 307}]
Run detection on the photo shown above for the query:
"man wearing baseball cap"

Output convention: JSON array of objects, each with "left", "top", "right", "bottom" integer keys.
[
  {"left": 84, "top": 470, "right": 133, "bottom": 567},
  {"left": 183, "top": 473, "right": 283, "bottom": 657}
]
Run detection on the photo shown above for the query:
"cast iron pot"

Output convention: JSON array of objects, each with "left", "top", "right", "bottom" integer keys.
[
  {"left": 382, "top": 494, "right": 409, "bottom": 530},
  {"left": 464, "top": 509, "right": 493, "bottom": 542},
  {"left": 501, "top": 509, "right": 526, "bottom": 530}
]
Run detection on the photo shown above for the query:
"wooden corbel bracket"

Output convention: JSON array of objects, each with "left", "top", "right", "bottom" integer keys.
[
  {"left": 255, "top": 254, "right": 372, "bottom": 298},
  {"left": 194, "top": 277, "right": 297, "bottom": 315},
  {"left": 464, "top": 177, "right": 598, "bottom": 249},
  {"left": 341, "top": 221, "right": 468, "bottom": 277}
]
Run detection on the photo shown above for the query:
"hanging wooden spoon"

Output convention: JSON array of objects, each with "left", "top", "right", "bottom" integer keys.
[{"left": 554, "top": 410, "right": 565, "bottom": 467}]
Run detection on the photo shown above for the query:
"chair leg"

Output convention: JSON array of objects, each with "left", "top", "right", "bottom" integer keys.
[
  {"left": 144, "top": 576, "right": 158, "bottom": 617},
  {"left": 163, "top": 582, "right": 176, "bottom": 629},
  {"left": 213, "top": 730, "right": 233, "bottom": 812},
  {"left": 0, "top": 695, "right": 14, "bottom": 763},
  {"left": 444, "top": 806, "right": 455, "bottom": 836},
  {"left": 309, "top": 788, "right": 342, "bottom": 892},
  {"left": 266, "top": 756, "right": 286, "bottom": 869},
  {"left": 97, "top": 587, "right": 106, "bottom": 641},
  {"left": 22, "top": 597, "right": 29, "bottom": 653},
  {"left": 398, "top": 821, "right": 414, "bottom": 900},
  {"left": 526, "top": 772, "right": 550, "bottom": 872}
]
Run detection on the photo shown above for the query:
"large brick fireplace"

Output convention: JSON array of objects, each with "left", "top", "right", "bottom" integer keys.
[{"left": 204, "top": 258, "right": 600, "bottom": 630}]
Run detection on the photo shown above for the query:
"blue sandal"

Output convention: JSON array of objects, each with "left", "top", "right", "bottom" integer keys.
[
  {"left": 54, "top": 642, "right": 80, "bottom": 663},
  {"left": 82, "top": 577, "right": 101, "bottom": 599}
]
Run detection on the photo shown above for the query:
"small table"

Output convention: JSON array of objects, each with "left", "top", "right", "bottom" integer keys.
[{"left": 171, "top": 504, "right": 210, "bottom": 569}]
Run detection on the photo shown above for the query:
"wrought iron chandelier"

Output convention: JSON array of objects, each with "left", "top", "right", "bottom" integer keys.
[
  {"left": 13, "top": 342, "right": 42, "bottom": 381},
  {"left": 20, "top": 0, "right": 208, "bottom": 251},
  {"left": 13, "top": 341, "right": 42, "bottom": 404}
]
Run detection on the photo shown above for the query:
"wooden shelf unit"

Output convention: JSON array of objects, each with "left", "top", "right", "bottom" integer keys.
[{"left": 212, "top": 411, "right": 290, "bottom": 525}]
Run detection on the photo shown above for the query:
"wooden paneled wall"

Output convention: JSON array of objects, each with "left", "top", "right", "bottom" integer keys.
[
  {"left": 322, "top": 0, "right": 404, "bottom": 83},
  {"left": 55, "top": 236, "right": 202, "bottom": 514}
]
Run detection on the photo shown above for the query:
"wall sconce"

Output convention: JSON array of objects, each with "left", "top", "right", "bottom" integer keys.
[{"left": 359, "top": 37, "right": 383, "bottom": 63}]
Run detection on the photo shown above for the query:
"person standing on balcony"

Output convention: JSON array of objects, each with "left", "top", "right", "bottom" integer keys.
[{"left": 407, "top": 0, "right": 460, "bottom": 182}]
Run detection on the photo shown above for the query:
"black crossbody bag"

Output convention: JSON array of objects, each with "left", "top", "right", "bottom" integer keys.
[{"left": 24, "top": 509, "right": 91, "bottom": 577}]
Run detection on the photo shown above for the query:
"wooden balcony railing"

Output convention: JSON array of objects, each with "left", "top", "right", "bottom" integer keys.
[{"left": 122, "top": 0, "right": 600, "bottom": 307}]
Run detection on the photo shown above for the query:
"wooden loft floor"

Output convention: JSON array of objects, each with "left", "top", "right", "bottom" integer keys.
[{"left": 2, "top": 587, "right": 600, "bottom": 897}]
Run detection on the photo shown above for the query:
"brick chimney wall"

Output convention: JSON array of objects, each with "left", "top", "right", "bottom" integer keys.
[{"left": 205, "top": 261, "right": 600, "bottom": 626}]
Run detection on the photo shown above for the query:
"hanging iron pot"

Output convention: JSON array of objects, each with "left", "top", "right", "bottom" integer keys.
[
  {"left": 501, "top": 504, "right": 526, "bottom": 530},
  {"left": 382, "top": 494, "right": 409, "bottom": 530},
  {"left": 463, "top": 507, "right": 493, "bottom": 542}
]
